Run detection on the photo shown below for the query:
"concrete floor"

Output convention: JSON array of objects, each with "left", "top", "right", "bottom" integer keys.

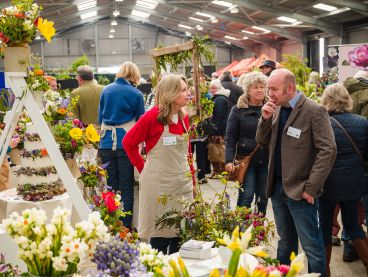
[{"left": 199, "top": 176, "right": 366, "bottom": 277}]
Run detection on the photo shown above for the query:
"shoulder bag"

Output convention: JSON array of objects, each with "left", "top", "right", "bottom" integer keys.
[{"left": 227, "top": 144, "right": 260, "bottom": 183}]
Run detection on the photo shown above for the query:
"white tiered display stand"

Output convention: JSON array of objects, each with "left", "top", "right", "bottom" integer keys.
[{"left": 0, "top": 72, "right": 90, "bottom": 270}]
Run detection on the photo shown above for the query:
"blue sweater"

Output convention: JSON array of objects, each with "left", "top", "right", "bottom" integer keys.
[{"left": 98, "top": 78, "right": 145, "bottom": 149}]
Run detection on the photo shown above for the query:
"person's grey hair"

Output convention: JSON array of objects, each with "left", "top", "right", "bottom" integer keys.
[
  {"left": 241, "top": 72, "right": 268, "bottom": 97},
  {"left": 77, "top": 65, "right": 94, "bottom": 81},
  {"left": 209, "top": 79, "right": 223, "bottom": 90},
  {"left": 321, "top": 83, "right": 353, "bottom": 113},
  {"left": 308, "top": 71, "right": 320, "bottom": 84},
  {"left": 354, "top": 70, "right": 368, "bottom": 80}
]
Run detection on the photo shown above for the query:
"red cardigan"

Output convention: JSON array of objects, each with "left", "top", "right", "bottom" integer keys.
[{"left": 123, "top": 106, "right": 195, "bottom": 181}]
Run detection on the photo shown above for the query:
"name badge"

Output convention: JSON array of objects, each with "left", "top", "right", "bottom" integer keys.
[
  {"left": 163, "top": 136, "right": 177, "bottom": 145},
  {"left": 287, "top": 126, "right": 301, "bottom": 139}
]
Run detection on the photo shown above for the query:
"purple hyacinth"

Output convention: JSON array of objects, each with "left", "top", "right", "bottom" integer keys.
[{"left": 60, "top": 98, "right": 70, "bottom": 109}]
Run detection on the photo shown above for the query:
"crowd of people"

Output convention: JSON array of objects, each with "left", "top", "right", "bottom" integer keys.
[{"left": 1, "top": 58, "right": 367, "bottom": 276}]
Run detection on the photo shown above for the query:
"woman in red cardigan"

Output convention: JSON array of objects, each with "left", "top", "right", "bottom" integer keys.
[{"left": 123, "top": 74, "right": 195, "bottom": 254}]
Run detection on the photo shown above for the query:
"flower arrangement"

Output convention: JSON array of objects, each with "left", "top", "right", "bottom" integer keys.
[
  {"left": 139, "top": 242, "right": 168, "bottom": 273},
  {"left": 0, "top": 0, "right": 55, "bottom": 47},
  {"left": 3, "top": 207, "right": 109, "bottom": 276},
  {"left": 156, "top": 175, "right": 274, "bottom": 247},
  {"left": 26, "top": 64, "right": 50, "bottom": 92},
  {"left": 20, "top": 148, "right": 48, "bottom": 160},
  {"left": 44, "top": 96, "right": 76, "bottom": 125},
  {"left": 92, "top": 191, "right": 131, "bottom": 235},
  {"left": 0, "top": 253, "right": 22, "bottom": 276},
  {"left": 92, "top": 235, "right": 140, "bottom": 277},
  {"left": 78, "top": 161, "right": 107, "bottom": 187},
  {"left": 17, "top": 180, "right": 66, "bottom": 201}
]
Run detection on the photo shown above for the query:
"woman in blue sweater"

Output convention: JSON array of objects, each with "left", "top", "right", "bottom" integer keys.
[{"left": 98, "top": 62, "right": 145, "bottom": 228}]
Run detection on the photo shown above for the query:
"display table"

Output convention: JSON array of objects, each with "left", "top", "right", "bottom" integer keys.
[{"left": 0, "top": 188, "right": 80, "bottom": 224}]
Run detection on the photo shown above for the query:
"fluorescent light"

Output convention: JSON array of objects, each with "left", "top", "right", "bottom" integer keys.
[
  {"left": 277, "top": 16, "right": 298, "bottom": 23},
  {"left": 196, "top": 25, "right": 203, "bottom": 30},
  {"left": 110, "top": 28, "right": 115, "bottom": 33},
  {"left": 243, "top": 36, "right": 248, "bottom": 40},
  {"left": 195, "top": 12, "right": 213, "bottom": 18},
  {"left": 189, "top": 17, "right": 204, "bottom": 22},
  {"left": 263, "top": 30, "right": 271, "bottom": 34},
  {"left": 113, "top": 10, "right": 120, "bottom": 17},
  {"left": 210, "top": 18, "right": 218, "bottom": 23},
  {"left": 185, "top": 31, "right": 191, "bottom": 36},
  {"left": 109, "top": 34, "right": 114, "bottom": 39},
  {"left": 212, "top": 1, "right": 233, "bottom": 8},
  {"left": 131, "top": 9, "right": 150, "bottom": 18},
  {"left": 178, "top": 24, "right": 193, "bottom": 29},
  {"left": 225, "top": 41, "right": 231, "bottom": 44},
  {"left": 230, "top": 7, "right": 239, "bottom": 13},
  {"left": 77, "top": 0, "right": 96, "bottom": 11},
  {"left": 242, "top": 30, "right": 254, "bottom": 34},
  {"left": 136, "top": 0, "right": 158, "bottom": 10},
  {"left": 252, "top": 26, "right": 268, "bottom": 32},
  {"left": 224, "top": 35, "right": 237, "bottom": 40},
  {"left": 116, "top": 0, "right": 123, "bottom": 1},
  {"left": 319, "top": 37, "right": 324, "bottom": 74},
  {"left": 112, "top": 51, "right": 117, "bottom": 54},
  {"left": 35, "top": 35, "right": 41, "bottom": 40},
  {"left": 80, "top": 10, "right": 97, "bottom": 20},
  {"left": 313, "top": 3, "right": 337, "bottom": 11},
  {"left": 111, "top": 20, "right": 117, "bottom": 26}
]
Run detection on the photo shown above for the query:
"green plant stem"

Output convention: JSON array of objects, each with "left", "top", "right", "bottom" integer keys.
[{"left": 228, "top": 249, "right": 242, "bottom": 277}]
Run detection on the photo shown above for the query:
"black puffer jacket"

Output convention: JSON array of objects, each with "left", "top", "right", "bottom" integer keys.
[
  {"left": 225, "top": 95, "right": 268, "bottom": 165},
  {"left": 211, "top": 88, "right": 230, "bottom": 136},
  {"left": 322, "top": 112, "right": 368, "bottom": 201},
  {"left": 221, "top": 76, "right": 243, "bottom": 108}
]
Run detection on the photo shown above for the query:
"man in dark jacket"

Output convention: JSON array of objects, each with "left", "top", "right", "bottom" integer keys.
[
  {"left": 221, "top": 71, "right": 243, "bottom": 108},
  {"left": 343, "top": 70, "right": 368, "bottom": 118},
  {"left": 260, "top": 60, "right": 276, "bottom": 77}
]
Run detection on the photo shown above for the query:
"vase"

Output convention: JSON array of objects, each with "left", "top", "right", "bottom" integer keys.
[
  {"left": 31, "top": 90, "right": 44, "bottom": 110},
  {"left": 82, "top": 186, "right": 96, "bottom": 201},
  {"left": 4, "top": 46, "right": 31, "bottom": 72},
  {"left": 9, "top": 148, "right": 21, "bottom": 165},
  {"left": 63, "top": 153, "right": 81, "bottom": 178}
]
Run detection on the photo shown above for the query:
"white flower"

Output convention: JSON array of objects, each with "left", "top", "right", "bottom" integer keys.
[
  {"left": 52, "top": 256, "right": 68, "bottom": 272},
  {"left": 14, "top": 236, "right": 29, "bottom": 249},
  {"left": 327, "top": 47, "right": 338, "bottom": 58},
  {"left": 5, "top": 6, "right": 19, "bottom": 15},
  {"left": 46, "top": 224, "right": 57, "bottom": 236},
  {"left": 268, "top": 270, "right": 282, "bottom": 277},
  {"left": 23, "top": 20, "right": 33, "bottom": 31}
]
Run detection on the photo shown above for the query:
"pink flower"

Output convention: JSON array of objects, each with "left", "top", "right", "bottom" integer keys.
[
  {"left": 73, "top": 119, "right": 82, "bottom": 128},
  {"left": 348, "top": 44, "right": 368, "bottom": 69},
  {"left": 277, "top": 264, "right": 290, "bottom": 274},
  {"left": 71, "top": 139, "right": 77, "bottom": 148}
]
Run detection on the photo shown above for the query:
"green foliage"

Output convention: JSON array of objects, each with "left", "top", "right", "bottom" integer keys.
[
  {"left": 97, "top": 75, "right": 110, "bottom": 86},
  {"left": 71, "top": 54, "right": 90, "bottom": 73}
]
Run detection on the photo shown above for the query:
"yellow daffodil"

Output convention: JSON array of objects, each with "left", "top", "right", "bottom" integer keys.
[
  {"left": 37, "top": 18, "right": 56, "bottom": 43},
  {"left": 289, "top": 252, "right": 305, "bottom": 273},
  {"left": 69, "top": 128, "right": 83, "bottom": 140},
  {"left": 209, "top": 269, "right": 221, "bottom": 277},
  {"left": 85, "top": 124, "right": 100, "bottom": 142}
]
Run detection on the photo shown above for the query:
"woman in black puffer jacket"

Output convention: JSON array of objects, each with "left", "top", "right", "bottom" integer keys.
[
  {"left": 225, "top": 72, "right": 269, "bottom": 214},
  {"left": 318, "top": 83, "right": 368, "bottom": 276}
]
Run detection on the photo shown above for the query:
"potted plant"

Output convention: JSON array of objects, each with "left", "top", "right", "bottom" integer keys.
[
  {"left": 78, "top": 161, "right": 107, "bottom": 200},
  {"left": 0, "top": 0, "right": 55, "bottom": 72}
]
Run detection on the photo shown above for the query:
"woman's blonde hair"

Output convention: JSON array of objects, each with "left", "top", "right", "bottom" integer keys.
[
  {"left": 321, "top": 83, "right": 353, "bottom": 113},
  {"left": 116, "top": 62, "right": 141, "bottom": 85},
  {"left": 241, "top": 71, "right": 268, "bottom": 99},
  {"left": 156, "top": 74, "right": 187, "bottom": 125}
]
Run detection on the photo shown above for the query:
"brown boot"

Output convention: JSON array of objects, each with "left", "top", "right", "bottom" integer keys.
[
  {"left": 325, "top": 245, "right": 332, "bottom": 277},
  {"left": 352, "top": 237, "right": 368, "bottom": 274}
]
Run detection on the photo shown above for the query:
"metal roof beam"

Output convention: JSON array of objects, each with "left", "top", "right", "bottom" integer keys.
[
  {"left": 234, "top": 0, "right": 341, "bottom": 36},
  {"left": 323, "top": 0, "right": 368, "bottom": 13}
]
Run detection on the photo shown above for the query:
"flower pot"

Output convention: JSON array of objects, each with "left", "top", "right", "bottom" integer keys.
[
  {"left": 64, "top": 154, "right": 81, "bottom": 178},
  {"left": 4, "top": 46, "right": 31, "bottom": 72},
  {"left": 31, "top": 90, "right": 44, "bottom": 110},
  {"left": 82, "top": 186, "right": 96, "bottom": 201}
]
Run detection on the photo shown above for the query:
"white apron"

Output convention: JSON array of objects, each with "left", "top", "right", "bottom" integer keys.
[
  {"left": 100, "top": 120, "right": 135, "bottom": 150},
  {"left": 138, "top": 121, "right": 193, "bottom": 239}
]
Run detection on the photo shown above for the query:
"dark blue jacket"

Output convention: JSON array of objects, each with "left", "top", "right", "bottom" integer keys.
[
  {"left": 210, "top": 89, "right": 230, "bottom": 136},
  {"left": 322, "top": 112, "right": 368, "bottom": 201}
]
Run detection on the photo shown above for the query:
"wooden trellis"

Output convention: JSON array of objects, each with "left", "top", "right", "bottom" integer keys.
[{"left": 149, "top": 41, "right": 202, "bottom": 119}]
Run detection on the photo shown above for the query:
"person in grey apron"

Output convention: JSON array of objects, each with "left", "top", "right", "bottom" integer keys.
[
  {"left": 98, "top": 62, "right": 145, "bottom": 228},
  {"left": 123, "top": 74, "right": 194, "bottom": 254}
]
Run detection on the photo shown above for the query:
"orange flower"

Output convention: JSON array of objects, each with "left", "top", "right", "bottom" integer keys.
[
  {"left": 14, "top": 13, "right": 25, "bottom": 18},
  {"left": 67, "top": 112, "right": 74, "bottom": 117},
  {"left": 23, "top": 220, "right": 28, "bottom": 225},
  {"left": 41, "top": 148, "right": 48, "bottom": 157},
  {"left": 34, "top": 69, "right": 44, "bottom": 76},
  {"left": 57, "top": 108, "right": 67, "bottom": 115}
]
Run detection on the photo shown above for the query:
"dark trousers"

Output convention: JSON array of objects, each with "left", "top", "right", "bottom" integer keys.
[
  {"left": 191, "top": 140, "right": 210, "bottom": 180},
  {"left": 99, "top": 148, "right": 134, "bottom": 228},
  {"left": 150, "top": 237, "right": 180, "bottom": 255}
]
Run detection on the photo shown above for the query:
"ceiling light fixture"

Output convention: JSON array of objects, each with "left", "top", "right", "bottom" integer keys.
[
  {"left": 242, "top": 30, "right": 254, "bottom": 34},
  {"left": 210, "top": 18, "right": 218, "bottom": 23},
  {"left": 277, "top": 16, "right": 298, "bottom": 23},
  {"left": 80, "top": 10, "right": 97, "bottom": 19},
  {"left": 110, "top": 28, "right": 116, "bottom": 33},
  {"left": 225, "top": 41, "right": 231, "bottom": 44},
  {"left": 108, "top": 34, "right": 114, "bottom": 38},
  {"left": 131, "top": 9, "right": 150, "bottom": 18},
  {"left": 313, "top": 3, "right": 337, "bottom": 11},
  {"left": 189, "top": 17, "right": 204, "bottom": 22},
  {"left": 212, "top": 0, "right": 233, "bottom": 8},
  {"left": 230, "top": 7, "right": 239, "bottom": 13},
  {"left": 185, "top": 31, "right": 191, "bottom": 36},
  {"left": 115, "top": 0, "right": 124, "bottom": 2},
  {"left": 76, "top": 0, "right": 96, "bottom": 11},
  {"left": 224, "top": 35, "right": 237, "bottom": 40},
  {"left": 113, "top": 10, "right": 120, "bottom": 16},
  {"left": 136, "top": 0, "right": 158, "bottom": 10},
  {"left": 243, "top": 36, "right": 248, "bottom": 40},
  {"left": 111, "top": 20, "right": 118, "bottom": 26},
  {"left": 195, "top": 12, "right": 213, "bottom": 18},
  {"left": 35, "top": 35, "right": 41, "bottom": 40},
  {"left": 178, "top": 24, "right": 193, "bottom": 29},
  {"left": 196, "top": 25, "right": 203, "bottom": 30},
  {"left": 252, "top": 26, "right": 268, "bottom": 32}
]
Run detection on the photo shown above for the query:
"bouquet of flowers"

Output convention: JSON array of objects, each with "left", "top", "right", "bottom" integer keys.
[
  {"left": 156, "top": 175, "right": 274, "bottom": 247},
  {"left": 78, "top": 161, "right": 107, "bottom": 187},
  {"left": 0, "top": 253, "right": 22, "bottom": 277},
  {"left": 92, "top": 235, "right": 141, "bottom": 277},
  {"left": 92, "top": 191, "right": 131, "bottom": 235},
  {"left": 2, "top": 207, "right": 109, "bottom": 276},
  {"left": 0, "top": 0, "right": 55, "bottom": 47},
  {"left": 26, "top": 64, "right": 50, "bottom": 92},
  {"left": 44, "top": 96, "right": 76, "bottom": 125},
  {"left": 139, "top": 242, "right": 168, "bottom": 273}
]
